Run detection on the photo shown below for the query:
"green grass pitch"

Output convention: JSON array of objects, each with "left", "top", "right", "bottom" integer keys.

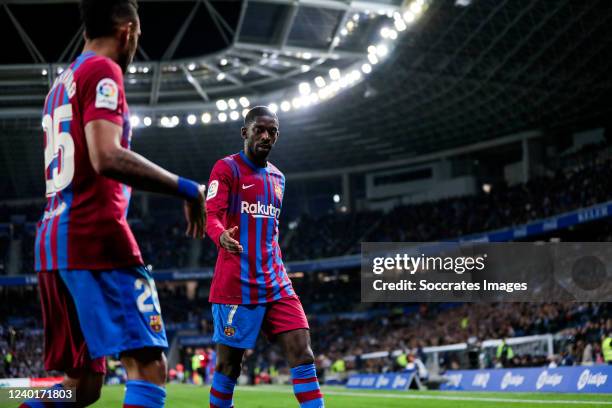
[
  {"left": 2, "top": 384, "right": 611, "bottom": 407},
  {"left": 94, "top": 384, "right": 610, "bottom": 408}
]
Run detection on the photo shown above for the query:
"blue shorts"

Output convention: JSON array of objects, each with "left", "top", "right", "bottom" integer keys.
[
  {"left": 212, "top": 296, "right": 309, "bottom": 349},
  {"left": 59, "top": 265, "right": 168, "bottom": 359}
]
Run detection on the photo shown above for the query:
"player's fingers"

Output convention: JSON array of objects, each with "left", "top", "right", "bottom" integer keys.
[
  {"left": 228, "top": 226, "right": 239, "bottom": 236},
  {"left": 227, "top": 240, "right": 241, "bottom": 252},
  {"left": 185, "top": 222, "right": 193, "bottom": 237}
]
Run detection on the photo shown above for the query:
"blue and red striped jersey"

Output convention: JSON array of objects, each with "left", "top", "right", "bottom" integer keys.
[
  {"left": 206, "top": 152, "right": 295, "bottom": 304},
  {"left": 35, "top": 51, "right": 142, "bottom": 271}
]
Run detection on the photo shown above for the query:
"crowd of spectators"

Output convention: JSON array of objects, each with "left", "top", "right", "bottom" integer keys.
[
  {"left": 0, "top": 326, "right": 47, "bottom": 379},
  {"left": 1, "top": 144, "right": 612, "bottom": 379},
  {"left": 1, "top": 287, "right": 610, "bottom": 379},
  {"left": 3, "top": 146, "right": 612, "bottom": 273},
  {"left": 305, "top": 303, "right": 611, "bottom": 372}
]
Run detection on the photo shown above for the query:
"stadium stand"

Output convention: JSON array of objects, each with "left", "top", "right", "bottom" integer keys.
[{"left": 3, "top": 143, "right": 612, "bottom": 273}]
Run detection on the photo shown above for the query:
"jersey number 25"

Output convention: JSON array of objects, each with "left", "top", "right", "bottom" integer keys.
[{"left": 42, "top": 104, "right": 75, "bottom": 197}]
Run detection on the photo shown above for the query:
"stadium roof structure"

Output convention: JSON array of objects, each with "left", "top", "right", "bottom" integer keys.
[
  {"left": 0, "top": 0, "right": 611, "bottom": 199},
  {"left": 0, "top": 0, "right": 405, "bottom": 117}
]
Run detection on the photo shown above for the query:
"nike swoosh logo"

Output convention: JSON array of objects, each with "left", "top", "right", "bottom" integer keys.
[{"left": 242, "top": 184, "right": 255, "bottom": 189}]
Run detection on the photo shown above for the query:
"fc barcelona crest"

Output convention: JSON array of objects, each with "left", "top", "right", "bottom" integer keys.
[
  {"left": 274, "top": 184, "right": 282, "bottom": 200},
  {"left": 149, "top": 315, "right": 163, "bottom": 333},
  {"left": 224, "top": 326, "right": 236, "bottom": 337}
]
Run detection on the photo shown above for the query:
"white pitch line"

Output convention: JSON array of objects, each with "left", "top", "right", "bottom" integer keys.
[{"left": 235, "top": 386, "right": 612, "bottom": 405}]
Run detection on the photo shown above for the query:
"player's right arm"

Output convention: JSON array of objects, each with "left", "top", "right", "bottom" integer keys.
[
  {"left": 85, "top": 120, "right": 205, "bottom": 238},
  {"left": 81, "top": 59, "right": 205, "bottom": 238},
  {"left": 206, "top": 160, "right": 243, "bottom": 254}
]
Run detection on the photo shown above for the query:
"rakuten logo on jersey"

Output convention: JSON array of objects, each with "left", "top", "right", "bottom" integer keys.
[
  {"left": 577, "top": 369, "right": 608, "bottom": 390},
  {"left": 536, "top": 371, "right": 563, "bottom": 389},
  {"left": 241, "top": 201, "right": 280, "bottom": 219},
  {"left": 500, "top": 372, "right": 525, "bottom": 390}
]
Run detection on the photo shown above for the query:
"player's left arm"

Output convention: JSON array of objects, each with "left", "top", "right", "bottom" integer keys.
[{"left": 206, "top": 160, "right": 243, "bottom": 253}]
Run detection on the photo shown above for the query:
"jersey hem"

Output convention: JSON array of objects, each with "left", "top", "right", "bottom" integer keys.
[
  {"left": 35, "top": 258, "right": 144, "bottom": 272},
  {"left": 208, "top": 293, "right": 296, "bottom": 305}
]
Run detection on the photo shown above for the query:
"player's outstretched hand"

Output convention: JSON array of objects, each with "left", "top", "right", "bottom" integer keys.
[
  {"left": 184, "top": 184, "right": 207, "bottom": 239},
  {"left": 220, "top": 226, "right": 243, "bottom": 254}
]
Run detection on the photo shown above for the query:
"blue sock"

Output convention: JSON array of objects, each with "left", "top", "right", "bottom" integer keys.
[
  {"left": 123, "top": 380, "right": 166, "bottom": 408},
  {"left": 19, "top": 383, "right": 70, "bottom": 408},
  {"left": 291, "top": 363, "right": 324, "bottom": 408},
  {"left": 209, "top": 372, "right": 236, "bottom": 408}
]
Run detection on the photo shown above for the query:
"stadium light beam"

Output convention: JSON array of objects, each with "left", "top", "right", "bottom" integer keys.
[
  {"left": 239, "top": 97, "right": 250, "bottom": 107},
  {"left": 329, "top": 68, "right": 341, "bottom": 81},
  {"left": 376, "top": 44, "right": 389, "bottom": 57},
  {"left": 216, "top": 100, "right": 228, "bottom": 111},
  {"left": 299, "top": 82, "right": 311, "bottom": 96},
  {"left": 403, "top": 11, "right": 415, "bottom": 23},
  {"left": 410, "top": 1, "right": 423, "bottom": 14},
  {"left": 130, "top": 115, "right": 140, "bottom": 127}
]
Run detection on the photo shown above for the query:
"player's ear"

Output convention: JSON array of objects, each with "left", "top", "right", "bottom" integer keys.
[
  {"left": 118, "top": 21, "right": 132, "bottom": 48},
  {"left": 241, "top": 127, "right": 247, "bottom": 140}
]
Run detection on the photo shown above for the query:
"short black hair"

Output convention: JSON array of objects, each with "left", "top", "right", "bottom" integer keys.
[
  {"left": 80, "top": 0, "right": 139, "bottom": 39},
  {"left": 244, "top": 106, "right": 278, "bottom": 127}
]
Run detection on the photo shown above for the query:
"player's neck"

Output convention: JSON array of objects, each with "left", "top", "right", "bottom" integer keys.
[
  {"left": 82, "top": 40, "right": 120, "bottom": 64},
  {"left": 243, "top": 149, "right": 267, "bottom": 168}
]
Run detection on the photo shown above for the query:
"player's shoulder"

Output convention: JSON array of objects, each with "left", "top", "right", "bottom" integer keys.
[
  {"left": 220, "top": 153, "right": 243, "bottom": 168},
  {"left": 212, "top": 154, "right": 239, "bottom": 174},
  {"left": 266, "top": 161, "right": 284, "bottom": 178},
  {"left": 77, "top": 55, "right": 123, "bottom": 83}
]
